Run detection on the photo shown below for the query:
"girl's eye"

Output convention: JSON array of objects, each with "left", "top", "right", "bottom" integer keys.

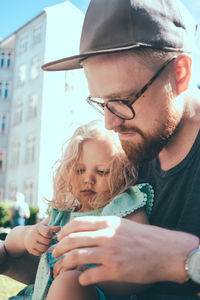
[
  {"left": 97, "top": 170, "right": 110, "bottom": 176},
  {"left": 77, "top": 168, "right": 85, "bottom": 174}
]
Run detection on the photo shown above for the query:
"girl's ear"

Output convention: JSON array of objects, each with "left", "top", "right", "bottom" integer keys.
[{"left": 175, "top": 55, "right": 192, "bottom": 95}]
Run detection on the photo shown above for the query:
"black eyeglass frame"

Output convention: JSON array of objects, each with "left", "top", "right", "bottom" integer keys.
[{"left": 86, "top": 56, "right": 177, "bottom": 120}]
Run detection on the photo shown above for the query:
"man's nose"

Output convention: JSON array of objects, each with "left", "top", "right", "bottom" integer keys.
[{"left": 104, "top": 108, "right": 124, "bottom": 130}]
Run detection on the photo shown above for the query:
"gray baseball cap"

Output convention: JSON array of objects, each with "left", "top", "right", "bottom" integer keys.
[{"left": 42, "top": 0, "right": 198, "bottom": 71}]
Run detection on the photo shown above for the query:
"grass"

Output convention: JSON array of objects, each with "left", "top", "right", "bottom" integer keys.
[{"left": 0, "top": 275, "right": 26, "bottom": 300}]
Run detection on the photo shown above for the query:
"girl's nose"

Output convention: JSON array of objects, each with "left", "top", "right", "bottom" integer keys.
[{"left": 83, "top": 173, "right": 96, "bottom": 185}]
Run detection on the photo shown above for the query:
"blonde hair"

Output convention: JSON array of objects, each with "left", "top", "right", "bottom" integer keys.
[{"left": 50, "top": 120, "right": 137, "bottom": 211}]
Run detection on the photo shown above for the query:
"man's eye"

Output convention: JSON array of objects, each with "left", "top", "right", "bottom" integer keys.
[
  {"left": 97, "top": 170, "right": 110, "bottom": 176},
  {"left": 77, "top": 169, "right": 85, "bottom": 174}
]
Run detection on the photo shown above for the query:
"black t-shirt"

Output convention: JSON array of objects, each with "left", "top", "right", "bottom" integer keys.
[{"left": 137, "top": 131, "right": 200, "bottom": 299}]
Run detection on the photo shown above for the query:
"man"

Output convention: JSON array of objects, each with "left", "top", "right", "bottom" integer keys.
[{"left": 1, "top": 0, "right": 200, "bottom": 299}]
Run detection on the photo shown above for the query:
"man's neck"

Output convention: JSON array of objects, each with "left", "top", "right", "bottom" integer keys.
[{"left": 158, "top": 98, "right": 200, "bottom": 171}]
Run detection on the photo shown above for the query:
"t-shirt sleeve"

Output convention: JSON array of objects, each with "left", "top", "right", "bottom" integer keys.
[
  {"left": 102, "top": 183, "right": 154, "bottom": 217},
  {"left": 49, "top": 208, "right": 71, "bottom": 226}
]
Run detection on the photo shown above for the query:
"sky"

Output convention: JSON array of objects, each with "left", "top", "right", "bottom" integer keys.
[
  {"left": 0, "top": 0, "right": 90, "bottom": 40},
  {"left": 0, "top": 0, "right": 200, "bottom": 45}
]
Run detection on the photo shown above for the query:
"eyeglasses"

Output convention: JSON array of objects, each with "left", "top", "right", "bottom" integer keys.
[{"left": 86, "top": 56, "right": 176, "bottom": 120}]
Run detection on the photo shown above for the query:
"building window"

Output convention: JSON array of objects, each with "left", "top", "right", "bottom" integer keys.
[
  {"left": 17, "top": 64, "right": 26, "bottom": 86},
  {"left": 19, "top": 34, "right": 28, "bottom": 54},
  {"left": 0, "top": 113, "right": 8, "bottom": 134},
  {"left": 0, "top": 52, "right": 5, "bottom": 68},
  {"left": 0, "top": 188, "right": 4, "bottom": 201},
  {"left": 28, "top": 93, "right": 38, "bottom": 119},
  {"left": 0, "top": 150, "right": 6, "bottom": 173},
  {"left": 24, "top": 179, "right": 33, "bottom": 204},
  {"left": 30, "top": 56, "right": 40, "bottom": 80},
  {"left": 13, "top": 100, "right": 23, "bottom": 125},
  {"left": 25, "top": 135, "right": 35, "bottom": 163},
  {"left": 7, "top": 53, "right": 11, "bottom": 68},
  {"left": 9, "top": 182, "right": 17, "bottom": 201},
  {"left": 0, "top": 81, "right": 10, "bottom": 100},
  {"left": 0, "top": 50, "right": 13, "bottom": 69},
  {"left": 11, "top": 139, "right": 20, "bottom": 167},
  {"left": 4, "top": 82, "right": 8, "bottom": 99},
  {"left": 32, "top": 25, "right": 42, "bottom": 45}
]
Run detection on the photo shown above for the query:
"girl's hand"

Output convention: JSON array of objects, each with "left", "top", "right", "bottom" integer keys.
[{"left": 24, "top": 219, "right": 60, "bottom": 256}]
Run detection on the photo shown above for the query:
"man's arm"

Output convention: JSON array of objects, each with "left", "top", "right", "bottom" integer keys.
[
  {"left": 0, "top": 241, "right": 39, "bottom": 284},
  {"left": 52, "top": 216, "right": 199, "bottom": 286}
]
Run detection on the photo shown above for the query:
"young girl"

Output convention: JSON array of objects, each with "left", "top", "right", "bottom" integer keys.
[{"left": 5, "top": 120, "right": 154, "bottom": 300}]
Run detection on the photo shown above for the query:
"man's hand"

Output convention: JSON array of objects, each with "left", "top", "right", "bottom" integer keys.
[
  {"left": 52, "top": 216, "right": 199, "bottom": 286},
  {"left": 24, "top": 219, "right": 60, "bottom": 256},
  {"left": 53, "top": 256, "right": 87, "bottom": 279}
]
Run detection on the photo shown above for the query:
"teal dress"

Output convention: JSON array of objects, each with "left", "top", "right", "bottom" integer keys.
[{"left": 9, "top": 183, "right": 154, "bottom": 300}]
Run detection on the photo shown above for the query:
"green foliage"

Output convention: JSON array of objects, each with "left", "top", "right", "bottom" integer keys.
[
  {"left": 0, "top": 201, "right": 39, "bottom": 230},
  {"left": 0, "top": 202, "right": 39, "bottom": 240},
  {"left": 26, "top": 205, "right": 39, "bottom": 225},
  {"left": 0, "top": 202, "right": 11, "bottom": 228}
]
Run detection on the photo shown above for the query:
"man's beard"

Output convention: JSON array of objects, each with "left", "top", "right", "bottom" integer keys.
[{"left": 117, "top": 112, "right": 181, "bottom": 165}]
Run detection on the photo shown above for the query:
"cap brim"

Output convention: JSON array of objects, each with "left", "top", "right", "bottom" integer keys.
[
  {"left": 42, "top": 53, "right": 86, "bottom": 71},
  {"left": 42, "top": 42, "right": 186, "bottom": 72},
  {"left": 41, "top": 43, "right": 146, "bottom": 71}
]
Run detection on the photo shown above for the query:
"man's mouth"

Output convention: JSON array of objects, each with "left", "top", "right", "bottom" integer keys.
[{"left": 118, "top": 131, "right": 137, "bottom": 139}]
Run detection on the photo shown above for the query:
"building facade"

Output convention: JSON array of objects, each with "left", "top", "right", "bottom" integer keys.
[
  {"left": 0, "top": 35, "right": 15, "bottom": 201},
  {"left": 0, "top": 1, "right": 100, "bottom": 211}
]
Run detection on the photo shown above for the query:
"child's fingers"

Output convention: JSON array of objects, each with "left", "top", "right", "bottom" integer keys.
[
  {"left": 28, "top": 248, "right": 42, "bottom": 256},
  {"left": 29, "top": 243, "right": 49, "bottom": 256},
  {"left": 37, "top": 223, "right": 60, "bottom": 238},
  {"left": 36, "top": 234, "right": 52, "bottom": 246},
  {"left": 37, "top": 223, "right": 54, "bottom": 238},
  {"left": 51, "top": 225, "right": 61, "bottom": 231},
  {"left": 34, "top": 225, "right": 60, "bottom": 248},
  {"left": 49, "top": 225, "right": 61, "bottom": 234},
  {"left": 35, "top": 242, "right": 50, "bottom": 253}
]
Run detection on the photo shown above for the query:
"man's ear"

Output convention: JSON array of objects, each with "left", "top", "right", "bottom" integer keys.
[{"left": 175, "top": 55, "right": 192, "bottom": 95}]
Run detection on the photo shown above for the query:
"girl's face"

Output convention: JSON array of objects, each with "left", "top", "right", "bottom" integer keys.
[{"left": 72, "top": 138, "right": 114, "bottom": 211}]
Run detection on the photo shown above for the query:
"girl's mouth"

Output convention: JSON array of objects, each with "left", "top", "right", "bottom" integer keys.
[{"left": 81, "top": 190, "right": 96, "bottom": 196}]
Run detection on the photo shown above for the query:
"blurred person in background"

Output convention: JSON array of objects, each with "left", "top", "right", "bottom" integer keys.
[{"left": 9, "top": 192, "right": 30, "bottom": 228}]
